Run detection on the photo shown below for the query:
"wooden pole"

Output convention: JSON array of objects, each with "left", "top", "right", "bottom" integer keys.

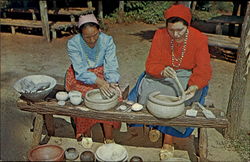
[
  {"left": 226, "top": 2, "right": 250, "bottom": 139},
  {"left": 118, "top": 1, "right": 124, "bottom": 23},
  {"left": 39, "top": 0, "right": 50, "bottom": 42},
  {"left": 32, "top": 114, "right": 43, "bottom": 147},
  {"left": 87, "top": 0, "right": 93, "bottom": 8},
  {"left": 191, "top": 1, "right": 197, "bottom": 11},
  {"left": 98, "top": 0, "right": 103, "bottom": 21}
]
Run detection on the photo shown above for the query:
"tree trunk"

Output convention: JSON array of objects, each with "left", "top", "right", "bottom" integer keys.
[
  {"left": 226, "top": 2, "right": 250, "bottom": 139},
  {"left": 98, "top": 0, "right": 103, "bottom": 21},
  {"left": 118, "top": 1, "right": 124, "bottom": 23},
  {"left": 39, "top": 0, "right": 50, "bottom": 42},
  {"left": 191, "top": 1, "right": 197, "bottom": 11}
]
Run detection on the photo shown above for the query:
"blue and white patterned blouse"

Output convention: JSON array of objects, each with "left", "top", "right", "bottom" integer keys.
[{"left": 67, "top": 32, "right": 120, "bottom": 85}]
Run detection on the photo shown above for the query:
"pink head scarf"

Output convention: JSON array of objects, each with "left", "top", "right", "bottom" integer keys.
[{"left": 78, "top": 14, "right": 99, "bottom": 28}]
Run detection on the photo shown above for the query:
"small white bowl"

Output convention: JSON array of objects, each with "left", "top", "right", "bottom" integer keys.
[
  {"left": 131, "top": 103, "right": 143, "bottom": 111},
  {"left": 70, "top": 95, "right": 83, "bottom": 105},
  {"left": 56, "top": 91, "right": 68, "bottom": 101},
  {"left": 69, "top": 90, "right": 82, "bottom": 98}
]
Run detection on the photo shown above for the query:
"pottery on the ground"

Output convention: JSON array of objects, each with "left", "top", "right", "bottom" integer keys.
[{"left": 28, "top": 144, "right": 64, "bottom": 161}]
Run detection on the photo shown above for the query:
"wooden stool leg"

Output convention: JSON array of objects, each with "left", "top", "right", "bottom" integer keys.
[
  {"left": 11, "top": 26, "right": 16, "bottom": 34},
  {"left": 32, "top": 114, "right": 43, "bottom": 147},
  {"left": 198, "top": 128, "right": 208, "bottom": 162},
  {"left": 44, "top": 114, "right": 55, "bottom": 136}
]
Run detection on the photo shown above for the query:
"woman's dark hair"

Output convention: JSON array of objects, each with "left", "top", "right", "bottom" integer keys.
[
  {"left": 166, "top": 17, "right": 189, "bottom": 26},
  {"left": 79, "top": 22, "right": 100, "bottom": 33}
]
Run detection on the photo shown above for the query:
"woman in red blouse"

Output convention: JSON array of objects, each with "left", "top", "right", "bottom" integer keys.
[{"left": 137, "top": 4, "right": 212, "bottom": 160}]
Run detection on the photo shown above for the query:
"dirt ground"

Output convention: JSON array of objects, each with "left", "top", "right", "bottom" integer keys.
[{"left": 1, "top": 22, "right": 249, "bottom": 161}]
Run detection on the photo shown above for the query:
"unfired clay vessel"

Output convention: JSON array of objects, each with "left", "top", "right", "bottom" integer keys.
[{"left": 84, "top": 89, "right": 118, "bottom": 111}]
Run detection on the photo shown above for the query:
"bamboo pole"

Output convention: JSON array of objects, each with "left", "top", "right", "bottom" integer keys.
[
  {"left": 39, "top": 0, "right": 50, "bottom": 42},
  {"left": 226, "top": 2, "right": 250, "bottom": 139}
]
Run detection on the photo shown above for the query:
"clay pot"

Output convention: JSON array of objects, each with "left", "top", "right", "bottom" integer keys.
[
  {"left": 147, "top": 91, "right": 185, "bottom": 119},
  {"left": 84, "top": 89, "right": 118, "bottom": 111},
  {"left": 130, "top": 156, "right": 143, "bottom": 162},
  {"left": 28, "top": 144, "right": 64, "bottom": 161},
  {"left": 80, "top": 151, "right": 95, "bottom": 162}
]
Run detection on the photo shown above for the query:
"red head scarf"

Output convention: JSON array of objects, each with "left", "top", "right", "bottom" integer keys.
[{"left": 164, "top": 4, "right": 192, "bottom": 25}]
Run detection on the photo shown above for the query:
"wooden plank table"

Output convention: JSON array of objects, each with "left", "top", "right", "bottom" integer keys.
[{"left": 16, "top": 86, "right": 229, "bottom": 161}]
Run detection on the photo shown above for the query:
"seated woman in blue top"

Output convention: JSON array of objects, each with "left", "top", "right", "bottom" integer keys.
[{"left": 65, "top": 14, "right": 121, "bottom": 144}]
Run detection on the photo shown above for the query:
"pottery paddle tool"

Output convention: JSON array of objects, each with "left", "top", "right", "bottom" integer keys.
[
  {"left": 197, "top": 102, "right": 216, "bottom": 119},
  {"left": 186, "top": 102, "right": 198, "bottom": 117}
]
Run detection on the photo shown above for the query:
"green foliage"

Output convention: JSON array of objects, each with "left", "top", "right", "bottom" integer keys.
[
  {"left": 192, "top": 10, "right": 221, "bottom": 21},
  {"left": 210, "top": 2, "right": 233, "bottom": 13},
  {"left": 105, "top": 1, "right": 174, "bottom": 24}
]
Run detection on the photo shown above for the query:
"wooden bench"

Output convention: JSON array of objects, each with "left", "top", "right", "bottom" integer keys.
[
  {"left": 16, "top": 84, "right": 229, "bottom": 161},
  {"left": 204, "top": 32, "right": 240, "bottom": 50},
  {"left": 0, "top": 18, "right": 78, "bottom": 39},
  {"left": 2, "top": 7, "right": 95, "bottom": 22},
  {"left": 207, "top": 15, "right": 244, "bottom": 35}
]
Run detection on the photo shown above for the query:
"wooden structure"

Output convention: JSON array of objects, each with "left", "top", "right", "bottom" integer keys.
[
  {"left": 205, "top": 33, "right": 240, "bottom": 50},
  {"left": 207, "top": 15, "right": 244, "bottom": 35},
  {"left": 16, "top": 84, "right": 229, "bottom": 161},
  {"left": 0, "top": 0, "right": 95, "bottom": 41}
]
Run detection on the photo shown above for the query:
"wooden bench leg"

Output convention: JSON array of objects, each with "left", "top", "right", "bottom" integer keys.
[
  {"left": 11, "top": 26, "right": 16, "bottom": 34},
  {"left": 32, "top": 113, "right": 43, "bottom": 148},
  {"left": 198, "top": 128, "right": 208, "bottom": 162},
  {"left": 215, "top": 23, "right": 223, "bottom": 35},
  {"left": 52, "top": 29, "right": 57, "bottom": 39},
  {"left": 44, "top": 114, "right": 55, "bottom": 136}
]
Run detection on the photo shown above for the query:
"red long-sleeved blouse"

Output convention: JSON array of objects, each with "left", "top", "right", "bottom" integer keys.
[{"left": 145, "top": 27, "right": 212, "bottom": 89}]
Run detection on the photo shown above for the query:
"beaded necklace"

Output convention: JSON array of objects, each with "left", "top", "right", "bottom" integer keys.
[{"left": 170, "top": 29, "right": 189, "bottom": 68}]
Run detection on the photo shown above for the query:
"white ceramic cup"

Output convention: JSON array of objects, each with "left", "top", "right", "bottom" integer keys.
[
  {"left": 70, "top": 95, "right": 83, "bottom": 105},
  {"left": 56, "top": 91, "right": 69, "bottom": 101}
]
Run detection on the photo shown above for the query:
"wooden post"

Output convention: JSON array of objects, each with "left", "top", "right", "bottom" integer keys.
[
  {"left": 226, "top": 2, "right": 250, "bottom": 139},
  {"left": 87, "top": 0, "right": 93, "bottom": 8},
  {"left": 11, "top": 26, "right": 16, "bottom": 34},
  {"left": 229, "top": 2, "right": 240, "bottom": 36},
  {"left": 32, "top": 114, "right": 44, "bottom": 147},
  {"left": 39, "top": 0, "right": 50, "bottom": 42},
  {"left": 98, "top": 0, "right": 103, "bottom": 21},
  {"left": 118, "top": 1, "right": 124, "bottom": 23},
  {"left": 31, "top": 10, "right": 37, "bottom": 21},
  {"left": 198, "top": 128, "right": 208, "bottom": 162},
  {"left": 191, "top": 1, "right": 197, "bottom": 11},
  {"left": 44, "top": 115, "right": 55, "bottom": 136}
]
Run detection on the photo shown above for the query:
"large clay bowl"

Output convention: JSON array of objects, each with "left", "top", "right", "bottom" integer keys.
[
  {"left": 84, "top": 89, "right": 118, "bottom": 111},
  {"left": 14, "top": 75, "right": 56, "bottom": 101},
  {"left": 146, "top": 91, "right": 185, "bottom": 119},
  {"left": 28, "top": 144, "right": 64, "bottom": 161}
]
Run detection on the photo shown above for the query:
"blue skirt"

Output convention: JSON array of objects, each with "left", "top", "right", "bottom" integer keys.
[{"left": 128, "top": 72, "right": 208, "bottom": 138}]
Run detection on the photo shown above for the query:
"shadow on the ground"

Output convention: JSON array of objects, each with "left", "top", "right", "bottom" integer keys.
[{"left": 129, "top": 30, "right": 155, "bottom": 42}]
